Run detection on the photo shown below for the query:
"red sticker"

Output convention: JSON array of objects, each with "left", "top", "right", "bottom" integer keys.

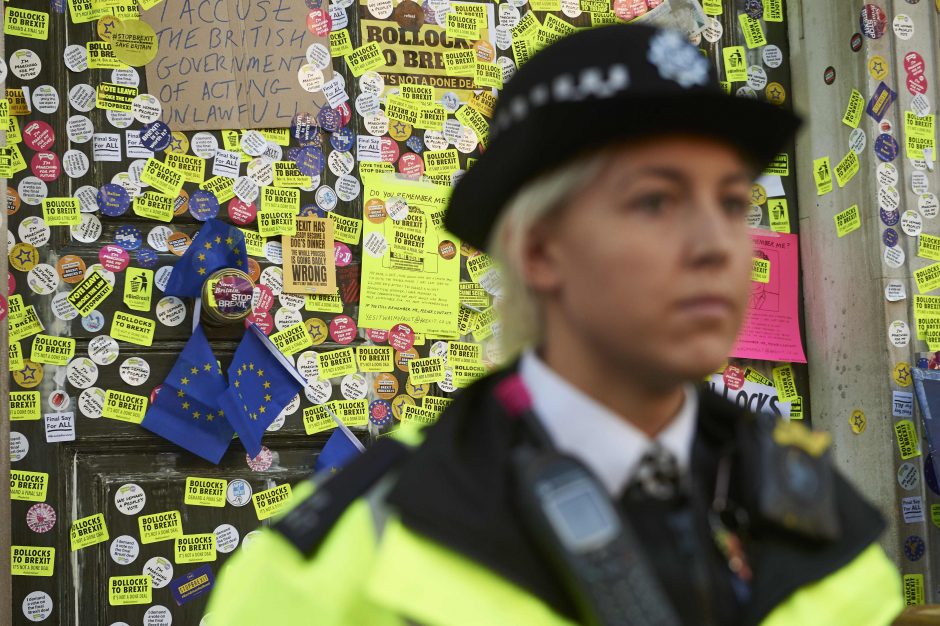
[
  {"left": 306, "top": 9, "right": 331, "bottom": 36},
  {"left": 398, "top": 152, "right": 424, "bottom": 176},
  {"left": 245, "top": 310, "right": 274, "bottom": 335},
  {"left": 907, "top": 73, "right": 928, "bottom": 96},
  {"left": 251, "top": 284, "right": 275, "bottom": 313},
  {"left": 329, "top": 314, "right": 358, "bottom": 344},
  {"left": 335, "top": 103, "right": 352, "bottom": 127},
  {"left": 31, "top": 152, "right": 61, "bottom": 182},
  {"left": 723, "top": 365, "right": 745, "bottom": 391},
  {"left": 334, "top": 241, "right": 352, "bottom": 267},
  {"left": 0, "top": 294, "right": 7, "bottom": 321},
  {"left": 149, "top": 384, "right": 163, "bottom": 405},
  {"left": 380, "top": 137, "right": 400, "bottom": 163},
  {"left": 26, "top": 503, "right": 56, "bottom": 534},
  {"left": 365, "top": 328, "right": 388, "bottom": 343},
  {"left": 904, "top": 52, "right": 925, "bottom": 76},
  {"left": 246, "top": 446, "right": 273, "bottom": 471},
  {"left": 389, "top": 322, "right": 416, "bottom": 352},
  {"left": 9, "top": 271, "right": 16, "bottom": 295},
  {"left": 22, "top": 120, "right": 55, "bottom": 151},
  {"left": 99, "top": 244, "right": 130, "bottom": 272},
  {"left": 228, "top": 198, "right": 257, "bottom": 226}
]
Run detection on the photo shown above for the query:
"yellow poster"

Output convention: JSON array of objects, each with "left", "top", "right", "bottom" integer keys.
[{"left": 360, "top": 175, "right": 460, "bottom": 337}]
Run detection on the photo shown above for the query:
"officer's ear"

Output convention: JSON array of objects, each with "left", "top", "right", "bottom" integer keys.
[{"left": 519, "top": 215, "right": 567, "bottom": 297}]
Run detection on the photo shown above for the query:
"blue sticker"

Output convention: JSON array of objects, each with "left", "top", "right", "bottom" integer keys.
[
  {"left": 188, "top": 190, "right": 220, "bottom": 221},
  {"left": 136, "top": 247, "right": 158, "bottom": 268},
  {"left": 300, "top": 204, "right": 326, "bottom": 217},
  {"left": 81, "top": 310, "right": 106, "bottom": 333},
  {"left": 140, "top": 121, "right": 173, "bottom": 152},
  {"left": 744, "top": 0, "right": 763, "bottom": 19},
  {"left": 317, "top": 107, "right": 341, "bottom": 133},
  {"left": 880, "top": 208, "right": 900, "bottom": 226},
  {"left": 97, "top": 184, "right": 131, "bottom": 217},
  {"left": 294, "top": 146, "right": 325, "bottom": 177},
  {"left": 330, "top": 126, "right": 355, "bottom": 152},
  {"left": 917, "top": 357, "right": 930, "bottom": 369},
  {"left": 904, "top": 535, "right": 925, "bottom": 561},
  {"left": 50, "top": 0, "right": 66, "bottom": 13},
  {"left": 369, "top": 399, "right": 393, "bottom": 426},
  {"left": 883, "top": 228, "right": 899, "bottom": 247},
  {"left": 866, "top": 82, "right": 897, "bottom": 122},
  {"left": 874, "top": 134, "right": 899, "bottom": 162},
  {"left": 405, "top": 135, "right": 424, "bottom": 154},
  {"left": 170, "top": 564, "right": 215, "bottom": 606},
  {"left": 114, "top": 225, "right": 143, "bottom": 251},
  {"left": 291, "top": 113, "right": 321, "bottom": 144}
]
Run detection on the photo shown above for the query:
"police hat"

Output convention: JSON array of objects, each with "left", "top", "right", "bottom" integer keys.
[{"left": 444, "top": 24, "right": 802, "bottom": 250}]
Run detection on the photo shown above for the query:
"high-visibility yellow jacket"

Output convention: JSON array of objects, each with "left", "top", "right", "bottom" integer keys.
[{"left": 208, "top": 370, "right": 904, "bottom": 626}]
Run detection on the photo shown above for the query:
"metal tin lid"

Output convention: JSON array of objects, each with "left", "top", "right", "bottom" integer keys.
[{"left": 201, "top": 269, "right": 254, "bottom": 325}]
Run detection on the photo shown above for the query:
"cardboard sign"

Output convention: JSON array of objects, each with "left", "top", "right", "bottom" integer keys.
[
  {"left": 142, "top": 0, "right": 332, "bottom": 130},
  {"left": 282, "top": 217, "right": 336, "bottom": 294}
]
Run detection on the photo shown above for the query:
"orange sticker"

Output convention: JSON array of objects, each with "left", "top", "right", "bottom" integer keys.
[
  {"left": 56, "top": 255, "right": 87, "bottom": 284},
  {"left": 167, "top": 232, "right": 191, "bottom": 256},
  {"left": 374, "top": 372, "right": 399, "bottom": 399}
]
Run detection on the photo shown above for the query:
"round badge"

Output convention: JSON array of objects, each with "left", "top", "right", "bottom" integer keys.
[
  {"left": 215, "top": 523, "right": 240, "bottom": 553},
  {"left": 247, "top": 446, "right": 273, "bottom": 471},
  {"left": 10, "top": 431, "right": 29, "bottom": 462},
  {"left": 26, "top": 503, "right": 56, "bottom": 534},
  {"left": 391, "top": 394, "right": 415, "bottom": 420},
  {"left": 889, "top": 320, "right": 911, "bottom": 347},
  {"left": 120, "top": 357, "right": 151, "bottom": 386},
  {"left": 847, "top": 408, "right": 863, "bottom": 433},
  {"left": 369, "top": 399, "right": 393, "bottom": 426},
  {"left": 140, "top": 121, "right": 172, "bottom": 152},
  {"left": 63, "top": 44, "right": 88, "bottom": 72},
  {"left": 305, "top": 317, "right": 329, "bottom": 345},
  {"left": 849, "top": 127, "right": 866, "bottom": 154},
  {"left": 341, "top": 373, "right": 368, "bottom": 400},
  {"left": 114, "top": 483, "right": 146, "bottom": 515},
  {"left": 905, "top": 51, "right": 925, "bottom": 76},
  {"left": 882, "top": 228, "right": 898, "bottom": 247},
  {"left": 188, "top": 190, "right": 220, "bottom": 221},
  {"left": 155, "top": 296, "right": 186, "bottom": 327},
  {"left": 226, "top": 478, "right": 253, "bottom": 507},
  {"left": 143, "top": 556, "right": 174, "bottom": 589},
  {"left": 99, "top": 244, "right": 130, "bottom": 272},
  {"left": 10, "top": 243, "right": 39, "bottom": 272},
  {"left": 110, "top": 535, "right": 140, "bottom": 565},
  {"left": 167, "top": 231, "right": 192, "bottom": 256},
  {"left": 901, "top": 209, "right": 923, "bottom": 236},
  {"left": 18, "top": 178, "right": 48, "bottom": 206},
  {"left": 97, "top": 184, "right": 131, "bottom": 217},
  {"left": 860, "top": 3, "right": 887, "bottom": 39},
  {"left": 329, "top": 314, "right": 358, "bottom": 344},
  {"left": 66, "top": 357, "right": 99, "bottom": 389},
  {"left": 10, "top": 49, "right": 42, "bottom": 80},
  {"left": 904, "top": 535, "right": 925, "bottom": 561},
  {"left": 823, "top": 66, "right": 836, "bottom": 85},
  {"left": 874, "top": 134, "right": 899, "bottom": 162},
  {"left": 306, "top": 379, "right": 333, "bottom": 405},
  {"left": 893, "top": 14, "right": 914, "bottom": 39},
  {"left": 22, "top": 121, "right": 55, "bottom": 151},
  {"left": 22, "top": 591, "right": 53, "bottom": 623}
]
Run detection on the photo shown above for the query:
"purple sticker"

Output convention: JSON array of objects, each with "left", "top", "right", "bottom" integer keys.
[
  {"left": 904, "top": 535, "right": 925, "bottom": 561},
  {"left": 115, "top": 225, "right": 143, "bottom": 251},
  {"left": 867, "top": 81, "right": 896, "bottom": 122},
  {"left": 97, "top": 184, "right": 131, "bottom": 217},
  {"left": 170, "top": 564, "right": 215, "bottom": 606},
  {"left": 883, "top": 228, "right": 898, "bottom": 247},
  {"left": 405, "top": 135, "right": 424, "bottom": 154},
  {"left": 860, "top": 4, "right": 887, "bottom": 39},
  {"left": 294, "top": 146, "right": 325, "bottom": 177},
  {"left": 330, "top": 126, "right": 355, "bottom": 152},
  {"left": 136, "top": 247, "right": 158, "bottom": 268},
  {"left": 874, "top": 133, "right": 899, "bottom": 162},
  {"left": 188, "top": 190, "right": 220, "bottom": 221},
  {"left": 880, "top": 208, "right": 900, "bottom": 227},
  {"left": 140, "top": 121, "right": 172, "bottom": 152},
  {"left": 744, "top": 0, "right": 763, "bottom": 19},
  {"left": 212, "top": 274, "right": 253, "bottom": 316},
  {"left": 317, "top": 107, "right": 341, "bottom": 132}
]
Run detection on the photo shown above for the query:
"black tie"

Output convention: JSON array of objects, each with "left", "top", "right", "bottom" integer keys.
[{"left": 626, "top": 443, "right": 682, "bottom": 501}]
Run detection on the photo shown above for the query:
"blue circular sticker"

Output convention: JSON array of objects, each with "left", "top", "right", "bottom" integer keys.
[
  {"left": 300, "top": 204, "right": 327, "bottom": 217},
  {"left": 369, "top": 399, "right": 393, "bottom": 427},
  {"left": 874, "top": 134, "right": 899, "bottom": 162},
  {"left": 81, "top": 310, "right": 106, "bottom": 333},
  {"left": 189, "top": 190, "right": 220, "bottom": 221},
  {"left": 115, "top": 224, "right": 143, "bottom": 251},
  {"left": 294, "top": 146, "right": 325, "bottom": 177},
  {"left": 97, "top": 184, "right": 131, "bottom": 217},
  {"left": 140, "top": 121, "right": 173, "bottom": 152},
  {"left": 136, "top": 247, "right": 158, "bottom": 268},
  {"left": 882, "top": 228, "right": 899, "bottom": 247},
  {"left": 745, "top": 0, "right": 763, "bottom": 19},
  {"left": 904, "top": 535, "right": 925, "bottom": 561},
  {"left": 317, "top": 107, "right": 341, "bottom": 133},
  {"left": 330, "top": 127, "right": 355, "bottom": 152},
  {"left": 405, "top": 135, "right": 424, "bottom": 154},
  {"left": 917, "top": 357, "right": 930, "bottom": 369},
  {"left": 880, "top": 208, "right": 900, "bottom": 226}
]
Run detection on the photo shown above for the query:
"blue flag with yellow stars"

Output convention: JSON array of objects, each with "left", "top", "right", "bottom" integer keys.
[
  {"left": 313, "top": 425, "right": 364, "bottom": 474},
  {"left": 140, "top": 326, "right": 234, "bottom": 464},
  {"left": 220, "top": 324, "right": 307, "bottom": 458},
  {"left": 164, "top": 218, "right": 248, "bottom": 297}
]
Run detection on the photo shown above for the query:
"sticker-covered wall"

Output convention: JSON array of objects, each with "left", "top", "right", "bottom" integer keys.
[{"left": 3, "top": 0, "right": 807, "bottom": 623}]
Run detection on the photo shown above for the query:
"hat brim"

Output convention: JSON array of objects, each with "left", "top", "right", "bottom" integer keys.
[{"left": 445, "top": 93, "right": 802, "bottom": 250}]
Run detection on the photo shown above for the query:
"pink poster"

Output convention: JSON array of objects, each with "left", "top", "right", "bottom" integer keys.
[{"left": 730, "top": 231, "right": 807, "bottom": 363}]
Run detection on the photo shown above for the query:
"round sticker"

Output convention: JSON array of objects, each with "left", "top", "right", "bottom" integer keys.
[
  {"left": 10, "top": 431, "right": 29, "bottom": 462},
  {"left": 889, "top": 320, "right": 911, "bottom": 347},
  {"left": 143, "top": 605, "right": 172, "bottom": 626},
  {"left": 898, "top": 462, "right": 920, "bottom": 490},
  {"left": 97, "top": 184, "right": 131, "bottom": 217},
  {"left": 27, "top": 264, "right": 59, "bottom": 295},
  {"left": 341, "top": 373, "right": 368, "bottom": 400},
  {"left": 305, "top": 379, "right": 332, "bottom": 404},
  {"left": 143, "top": 556, "right": 174, "bottom": 589},
  {"left": 62, "top": 150, "right": 90, "bottom": 179},
  {"left": 31, "top": 85, "right": 59, "bottom": 114},
  {"left": 10, "top": 243, "right": 39, "bottom": 272},
  {"left": 329, "top": 314, "right": 358, "bottom": 344},
  {"left": 111, "top": 18, "right": 159, "bottom": 66},
  {"left": 82, "top": 311, "right": 107, "bottom": 334},
  {"left": 904, "top": 51, "right": 925, "bottom": 76},
  {"left": 901, "top": 209, "right": 923, "bottom": 236},
  {"left": 140, "top": 121, "right": 172, "bottom": 152},
  {"left": 305, "top": 317, "right": 328, "bottom": 345},
  {"left": 110, "top": 535, "right": 140, "bottom": 565},
  {"left": 883, "top": 228, "right": 898, "bottom": 247},
  {"left": 70, "top": 83, "right": 97, "bottom": 112},
  {"left": 823, "top": 66, "right": 836, "bottom": 85},
  {"left": 189, "top": 190, "right": 220, "bottom": 221},
  {"left": 131, "top": 93, "right": 162, "bottom": 123},
  {"left": 23, "top": 121, "right": 55, "bottom": 151},
  {"left": 66, "top": 357, "right": 99, "bottom": 389},
  {"left": 884, "top": 245, "right": 905, "bottom": 268},
  {"left": 860, "top": 3, "right": 887, "bottom": 39},
  {"left": 215, "top": 523, "right": 240, "bottom": 553},
  {"left": 919, "top": 193, "right": 939, "bottom": 219},
  {"left": 247, "top": 446, "right": 273, "bottom": 471},
  {"left": 374, "top": 372, "right": 399, "bottom": 400},
  {"left": 13, "top": 361, "right": 44, "bottom": 389},
  {"left": 120, "top": 357, "right": 151, "bottom": 386},
  {"left": 22, "top": 591, "right": 53, "bottom": 622},
  {"left": 114, "top": 483, "right": 146, "bottom": 515},
  {"left": 26, "top": 503, "right": 56, "bottom": 534},
  {"left": 893, "top": 13, "right": 914, "bottom": 39},
  {"left": 155, "top": 296, "right": 187, "bottom": 326},
  {"left": 10, "top": 49, "right": 42, "bottom": 80},
  {"left": 226, "top": 479, "right": 253, "bottom": 506},
  {"left": 63, "top": 44, "right": 88, "bottom": 72},
  {"left": 18, "top": 178, "right": 48, "bottom": 206},
  {"left": 879, "top": 184, "right": 901, "bottom": 211},
  {"left": 88, "top": 335, "right": 120, "bottom": 366}
]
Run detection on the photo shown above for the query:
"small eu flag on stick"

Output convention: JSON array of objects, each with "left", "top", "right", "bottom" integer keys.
[{"left": 164, "top": 219, "right": 248, "bottom": 297}]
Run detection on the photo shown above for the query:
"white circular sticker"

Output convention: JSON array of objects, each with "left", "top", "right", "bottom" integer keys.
[
  {"left": 51, "top": 292, "right": 80, "bottom": 321},
  {"left": 264, "top": 240, "right": 283, "bottom": 264},
  {"left": 19, "top": 216, "right": 51, "bottom": 247},
  {"left": 120, "top": 357, "right": 151, "bottom": 386},
  {"left": 241, "top": 530, "right": 264, "bottom": 551},
  {"left": 76, "top": 186, "right": 101, "bottom": 213},
  {"left": 336, "top": 175, "right": 361, "bottom": 201},
  {"left": 143, "top": 604, "right": 173, "bottom": 626},
  {"left": 746, "top": 66, "right": 767, "bottom": 91},
  {"left": 278, "top": 292, "right": 305, "bottom": 311},
  {"left": 305, "top": 379, "right": 332, "bottom": 404},
  {"left": 437, "top": 368, "right": 457, "bottom": 393},
  {"left": 702, "top": 16, "right": 723, "bottom": 42},
  {"left": 64, "top": 44, "right": 89, "bottom": 72},
  {"left": 18, "top": 178, "right": 48, "bottom": 206},
  {"left": 31, "top": 85, "right": 59, "bottom": 114},
  {"left": 385, "top": 196, "right": 409, "bottom": 221},
  {"left": 156, "top": 296, "right": 187, "bottom": 326},
  {"left": 10, "top": 49, "right": 42, "bottom": 80},
  {"left": 62, "top": 150, "right": 90, "bottom": 178},
  {"left": 11, "top": 431, "right": 29, "bottom": 462},
  {"left": 111, "top": 67, "right": 140, "bottom": 86},
  {"left": 762, "top": 44, "right": 783, "bottom": 68},
  {"left": 66, "top": 357, "right": 99, "bottom": 389},
  {"left": 367, "top": 0, "right": 393, "bottom": 18},
  {"left": 28, "top": 264, "right": 59, "bottom": 295},
  {"left": 155, "top": 266, "right": 174, "bottom": 292},
  {"left": 22, "top": 590, "right": 52, "bottom": 622},
  {"left": 363, "top": 111, "right": 389, "bottom": 136},
  {"left": 919, "top": 193, "right": 939, "bottom": 219},
  {"left": 849, "top": 128, "right": 866, "bottom": 154},
  {"left": 879, "top": 185, "right": 900, "bottom": 211},
  {"left": 260, "top": 266, "right": 284, "bottom": 295},
  {"left": 233, "top": 176, "right": 258, "bottom": 203},
  {"left": 78, "top": 387, "right": 106, "bottom": 418},
  {"left": 215, "top": 523, "right": 240, "bottom": 553},
  {"left": 307, "top": 43, "right": 331, "bottom": 70},
  {"left": 912, "top": 171, "right": 929, "bottom": 195},
  {"left": 88, "top": 335, "right": 120, "bottom": 365},
  {"left": 275, "top": 306, "right": 304, "bottom": 330},
  {"left": 226, "top": 479, "right": 253, "bottom": 507},
  {"left": 901, "top": 209, "right": 923, "bottom": 236},
  {"left": 106, "top": 110, "right": 134, "bottom": 129},
  {"left": 110, "top": 535, "right": 140, "bottom": 565},
  {"left": 114, "top": 483, "right": 146, "bottom": 515},
  {"left": 885, "top": 280, "right": 907, "bottom": 302},
  {"left": 898, "top": 462, "right": 920, "bottom": 490},
  {"left": 298, "top": 64, "right": 325, "bottom": 92},
  {"left": 69, "top": 83, "right": 96, "bottom": 112},
  {"left": 266, "top": 410, "right": 286, "bottom": 432},
  {"left": 191, "top": 132, "right": 219, "bottom": 159},
  {"left": 341, "top": 373, "right": 368, "bottom": 399},
  {"left": 296, "top": 351, "right": 320, "bottom": 383},
  {"left": 240, "top": 130, "right": 267, "bottom": 156},
  {"left": 143, "top": 556, "right": 174, "bottom": 589},
  {"left": 884, "top": 245, "right": 905, "bottom": 269},
  {"left": 148, "top": 225, "right": 174, "bottom": 251},
  {"left": 66, "top": 115, "right": 94, "bottom": 144},
  {"left": 893, "top": 14, "right": 914, "bottom": 39},
  {"left": 132, "top": 93, "right": 162, "bottom": 123},
  {"left": 889, "top": 320, "right": 911, "bottom": 347}
]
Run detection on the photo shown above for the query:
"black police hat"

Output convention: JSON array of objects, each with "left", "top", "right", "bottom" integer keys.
[{"left": 444, "top": 24, "right": 802, "bottom": 250}]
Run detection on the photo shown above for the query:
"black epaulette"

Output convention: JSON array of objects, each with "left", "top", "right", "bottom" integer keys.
[{"left": 273, "top": 438, "right": 412, "bottom": 557}]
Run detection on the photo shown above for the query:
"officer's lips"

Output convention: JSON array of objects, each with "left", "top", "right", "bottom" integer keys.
[{"left": 674, "top": 295, "right": 735, "bottom": 320}]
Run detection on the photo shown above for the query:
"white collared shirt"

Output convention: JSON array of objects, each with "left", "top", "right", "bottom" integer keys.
[{"left": 518, "top": 350, "right": 698, "bottom": 496}]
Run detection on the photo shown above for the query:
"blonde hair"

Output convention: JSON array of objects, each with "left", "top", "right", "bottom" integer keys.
[{"left": 486, "top": 154, "right": 608, "bottom": 362}]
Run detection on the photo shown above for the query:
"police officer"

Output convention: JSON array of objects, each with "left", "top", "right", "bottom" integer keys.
[{"left": 208, "top": 24, "right": 904, "bottom": 625}]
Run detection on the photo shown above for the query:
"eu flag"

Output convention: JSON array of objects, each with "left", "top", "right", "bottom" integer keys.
[
  {"left": 141, "top": 326, "right": 234, "bottom": 464},
  {"left": 164, "top": 219, "right": 248, "bottom": 297},
  {"left": 313, "top": 425, "right": 364, "bottom": 474},
  {"left": 220, "top": 324, "right": 307, "bottom": 458}
]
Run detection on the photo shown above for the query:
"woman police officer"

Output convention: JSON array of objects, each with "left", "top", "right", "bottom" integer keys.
[{"left": 208, "top": 24, "right": 904, "bottom": 625}]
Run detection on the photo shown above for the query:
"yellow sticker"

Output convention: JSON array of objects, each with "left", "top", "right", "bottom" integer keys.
[
  {"left": 88, "top": 42, "right": 129, "bottom": 69},
  {"left": 894, "top": 362, "right": 913, "bottom": 387},
  {"left": 329, "top": 28, "right": 353, "bottom": 56},
  {"left": 385, "top": 95, "right": 420, "bottom": 125},
  {"left": 474, "top": 61, "right": 503, "bottom": 89},
  {"left": 789, "top": 396, "right": 804, "bottom": 420},
  {"left": 252, "top": 484, "right": 293, "bottom": 520},
  {"left": 356, "top": 345, "right": 394, "bottom": 372},
  {"left": 103, "top": 390, "right": 148, "bottom": 424},
  {"left": 10, "top": 391, "right": 40, "bottom": 420},
  {"left": 868, "top": 55, "right": 888, "bottom": 81},
  {"left": 96, "top": 81, "right": 136, "bottom": 111},
  {"left": 423, "top": 395, "right": 454, "bottom": 415},
  {"left": 11, "top": 546, "right": 54, "bottom": 577},
  {"left": 751, "top": 258, "right": 770, "bottom": 283},
  {"left": 408, "top": 356, "right": 446, "bottom": 384},
  {"left": 723, "top": 46, "right": 748, "bottom": 82},
  {"left": 702, "top": 0, "right": 722, "bottom": 15},
  {"left": 423, "top": 148, "right": 460, "bottom": 174},
  {"left": 164, "top": 153, "right": 205, "bottom": 184},
  {"left": 920, "top": 234, "right": 940, "bottom": 261},
  {"left": 9, "top": 306, "right": 44, "bottom": 343},
  {"left": 346, "top": 41, "right": 386, "bottom": 76},
  {"left": 768, "top": 199, "right": 790, "bottom": 233},
  {"left": 763, "top": 0, "right": 783, "bottom": 21},
  {"left": 110, "top": 17, "right": 158, "bottom": 67},
  {"left": 9, "top": 342, "right": 24, "bottom": 372},
  {"left": 272, "top": 161, "right": 312, "bottom": 188},
  {"left": 109, "top": 575, "right": 152, "bottom": 606},
  {"left": 443, "top": 49, "right": 476, "bottom": 76},
  {"left": 915, "top": 262, "right": 940, "bottom": 294},
  {"left": 111, "top": 311, "right": 156, "bottom": 346},
  {"left": 41, "top": 198, "right": 81, "bottom": 226},
  {"left": 744, "top": 368, "right": 774, "bottom": 386},
  {"left": 772, "top": 365, "right": 798, "bottom": 402},
  {"left": 68, "top": 0, "right": 111, "bottom": 23},
  {"left": 849, "top": 409, "right": 866, "bottom": 434},
  {"left": 931, "top": 504, "right": 940, "bottom": 528},
  {"left": 124, "top": 268, "right": 153, "bottom": 312},
  {"left": 813, "top": 156, "right": 832, "bottom": 195},
  {"left": 270, "top": 322, "right": 314, "bottom": 356},
  {"left": 305, "top": 292, "right": 343, "bottom": 313},
  {"left": 184, "top": 477, "right": 228, "bottom": 507},
  {"left": 400, "top": 84, "right": 434, "bottom": 104},
  {"left": 905, "top": 112, "right": 936, "bottom": 160},
  {"left": 330, "top": 213, "right": 362, "bottom": 245},
  {"left": 446, "top": 11, "right": 480, "bottom": 39},
  {"left": 70, "top": 513, "right": 109, "bottom": 550},
  {"left": 318, "top": 348, "right": 357, "bottom": 380},
  {"left": 258, "top": 207, "right": 298, "bottom": 236},
  {"left": 842, "top": 89, "right": 865, "bottom": 128},
  {"left": 448, "top": 341, "right": 481, "bottom": 365},
  {"left": 68, "top": 271, "right": 114, "bottom": 316},
  {"left": 765, "top": 82, "right": 786, "bottom": 106},
  {"left": 138, "top": 510, "right": 183, "bottom": 544},
  {"left": 10, "top": 470, "right": 48, "bottom": 501},
  {"left": 834, "top": 204, "right": 860, "bottom": 238},
  {"left": 416, "top": 104, "right": 447, "bottom": 131},
  {"left": 903, "top": 574, "right": 925, "bottom": 606},
  {"left": 401, "top": 403, "right": 440, "bottom": 427},
  {"left": 200, "top": 175, "right": 235, "bottom": 203},
  {"left": 238, "top": 228, "right": 266, "bottom": 257},
  {"left": 738, "top": 13, "right": 767, "bottom": 48},
  {"left": 302, "top": 404, "right": 335, "bottom": 435},
  {"left": 5, "top": 7, "right": 50, "bottom": 40},
  {"left": 895, "top": 419, "right": 921, "bottom": 459},
  {"left": 31, "top": 334, "right": 76, "bottom": 366},
  {"left": 141, "top": 157, "right": 185, "bottom": 197},
  {"left": 834, "top": 150, "right": 859, "bottom": 188},
  {"left": 174, "top": 534, "right": 217, "bottom": 563},
  {"left": 332, "top": 399, "right": 368, "bottom": 427},
  {"left": 133, "top": 191, "right": 175, "bottom": 222}
]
